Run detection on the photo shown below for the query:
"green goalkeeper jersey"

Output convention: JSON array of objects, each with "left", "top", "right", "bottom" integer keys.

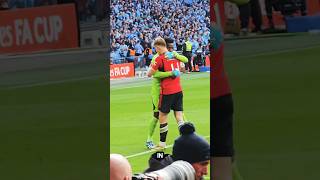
[{"left": 151, "top": 53, "right": 162, "bottom": 98}]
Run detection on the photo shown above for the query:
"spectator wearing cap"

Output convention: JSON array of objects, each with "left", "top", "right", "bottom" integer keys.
[
  {"left": 172, "top": 122, "right": 210, "bottom": 180},
  {"left": 144, "top": 122, "right": 210, "bottom": 180}
]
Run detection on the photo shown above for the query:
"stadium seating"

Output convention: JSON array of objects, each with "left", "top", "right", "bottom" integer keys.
[{"left": 110, "top": 0, "right": 210, "bottom": 65}]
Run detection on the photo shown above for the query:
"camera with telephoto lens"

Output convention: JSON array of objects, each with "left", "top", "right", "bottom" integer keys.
[
  {"left": 132, "top": 174, "right": 156, "bottom": 180},
  {"left": 131, "top": 161, "right": 195, "bottom": 180}
]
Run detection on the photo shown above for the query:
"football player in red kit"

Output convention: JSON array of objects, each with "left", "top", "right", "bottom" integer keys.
[
  {"left": 148, "top": 37, "right": 185, "bottom": 149},
  {"left": 211, "top": 0, "right": 244, "bottom": 179}
]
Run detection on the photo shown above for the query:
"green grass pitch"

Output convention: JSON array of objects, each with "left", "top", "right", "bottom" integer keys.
[
  {"left": 110, "top": 73, "right": 210, "bottom": 174},
  {"left": 0, "top": 59, "right": 107, "bottom": 180},
  {"left": 225, "top": 34, "right": 320, "bottom": 179},
  {"left": 110, "top": 34, "right": 320, "bottom": 179},
  {"left": 1, "top": 33, "right": 319, "bottom": 179}
]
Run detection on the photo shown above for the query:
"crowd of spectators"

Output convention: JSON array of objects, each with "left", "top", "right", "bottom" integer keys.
[
  {"left": 110, "top": 0, "right": 210, "bottom": 67},
  {"left": 1, "top": 0, "right": 55, "bottom": 8},
  {"left": 0, "top": 0, "right": 105, "bottom": 22}
]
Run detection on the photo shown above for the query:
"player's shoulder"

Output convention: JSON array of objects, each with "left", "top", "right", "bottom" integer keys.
[
  {"left": 157, "top": 54, "right": 165, "bottom": 58},
  {"left": 150, "top": 54, "right": 158, "bottom": 64},
  {"left": 151, "top": 54, "right": 164, "bottom": 67},
  {"left": 155, "top": 54, "right": 165, "bottom": 62},
  {"left": 151, "top": 54, "right": 159, "bottom": 61}
]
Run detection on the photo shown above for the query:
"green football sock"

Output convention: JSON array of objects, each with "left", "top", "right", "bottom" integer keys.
[{"left": 147, "top": 117, "right": 158, "bottom": 141}]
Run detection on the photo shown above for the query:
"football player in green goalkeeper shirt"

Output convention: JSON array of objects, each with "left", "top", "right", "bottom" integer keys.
[{"left": 146, "top": 38, "right": 188, "bottom": 149}]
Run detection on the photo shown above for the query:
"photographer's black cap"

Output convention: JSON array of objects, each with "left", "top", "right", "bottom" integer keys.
[
  {"left": 144, "top": 152, "right": 174, "bottom": 173},
  {"left": 172, "top": 122, "right": 210, "bottom": 164}
]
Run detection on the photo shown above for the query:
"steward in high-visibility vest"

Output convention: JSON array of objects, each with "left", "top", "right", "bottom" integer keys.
[
  {"left": 184, "top": 41, "right": 193, "bottom": 52},
  {"left": 183, "top": 38, "right": 193, "bottom": 72}
]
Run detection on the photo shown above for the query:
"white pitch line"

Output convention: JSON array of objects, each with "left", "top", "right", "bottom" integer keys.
[
  {"left": 126, "top": 144, "right": 174, "bottom": 159},
  {"left": 125, "top": 135, "right": 210, "bottom": 159}
]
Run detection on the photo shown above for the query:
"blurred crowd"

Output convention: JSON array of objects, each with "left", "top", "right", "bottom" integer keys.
[
  {"left": 236, "top": 0, "right": 307, "bottom": 35},
  {"left": 110, "top": 0, "right": 210, "bottom": 67},
  {"left": 1, "top": 0, "right": 56, "bottom": 8},
  {"left": 0, "top": 0, "right": 106, "bottom": 22}
]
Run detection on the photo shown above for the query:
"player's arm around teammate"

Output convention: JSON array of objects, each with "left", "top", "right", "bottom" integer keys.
[
  {"left": 146, "top": 53, "right": 179, "bottom": 149},
  {"left": 145, "top": 40, "right": 188, "bottom": 149},
  {"left": 148, "top": 37, "right": 185, "bottom": 149},
  {"left": 152, "top": 51, "right": 187, "bottom": 78}
]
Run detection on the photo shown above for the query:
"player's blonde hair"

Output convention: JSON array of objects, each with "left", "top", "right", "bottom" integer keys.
[{"left": 153, "top": 37, "right": 166, "bottom": 47}]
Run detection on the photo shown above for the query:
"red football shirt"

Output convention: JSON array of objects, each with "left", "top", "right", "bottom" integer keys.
[
  {"left": 151, "top": 54, "right": 182, "bottom": 95},
  {"left": 211, "top": 0, "right": 231, "bottom": 99}
]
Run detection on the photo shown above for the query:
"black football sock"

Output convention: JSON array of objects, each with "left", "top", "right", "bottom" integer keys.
[{"left": 160, "top": 123, "right": 168, "bottom": 143}]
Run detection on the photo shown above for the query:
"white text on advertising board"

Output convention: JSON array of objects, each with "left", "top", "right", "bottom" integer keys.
[
  {"left": 0, "top": 16, "right": 63, "bottom": 47},
  {"left": 110, "top": 66, "right": 131, "bottom": 77}
]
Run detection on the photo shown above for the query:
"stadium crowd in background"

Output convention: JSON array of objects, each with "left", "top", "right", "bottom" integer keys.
[
  {"left": 1, "top": 0, "right": 106, "bottom": 22},
  {"left": 110, "top": 0, "right": 210, "bottom": 67}
]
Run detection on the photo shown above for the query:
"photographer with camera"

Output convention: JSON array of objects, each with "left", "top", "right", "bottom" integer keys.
[
  {"left": 136, "top": 122, "right": 210, "bottom": 180},
  {"left": 111, "top": 123, "right": 209, "bottom": 180},
  {"left": 110, "top": 153, "right": 195, "bottom": 180},
  {"left": 133, "top": 160, "right": 196, "bottom": 180}
]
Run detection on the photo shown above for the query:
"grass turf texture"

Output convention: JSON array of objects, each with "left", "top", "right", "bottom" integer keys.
[
  {"left": 225, "top": 34, "right": 320, "bottom": 179},
  {"left": 110, "top": 73, "right": 210, "bottom": 174},
  {"left": 0, "top": 56, "right": 107, "bottom": 179}
]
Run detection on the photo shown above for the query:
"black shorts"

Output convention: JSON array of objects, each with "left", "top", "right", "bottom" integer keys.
[
  {"left": 159, "top": 92, "right": 183, "bottom": 113},
  {"left": 211, "top": 94, "right": 234, "bottom": 157}
]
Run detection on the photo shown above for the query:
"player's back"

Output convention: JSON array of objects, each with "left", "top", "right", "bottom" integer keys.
[{"left": 156, "top": 54, "right": 182, "bottom": 95}]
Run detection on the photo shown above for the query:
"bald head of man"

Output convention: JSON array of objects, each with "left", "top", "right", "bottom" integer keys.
[{"left": 110, "top": 154, "right": 132, "bottom": 180}]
